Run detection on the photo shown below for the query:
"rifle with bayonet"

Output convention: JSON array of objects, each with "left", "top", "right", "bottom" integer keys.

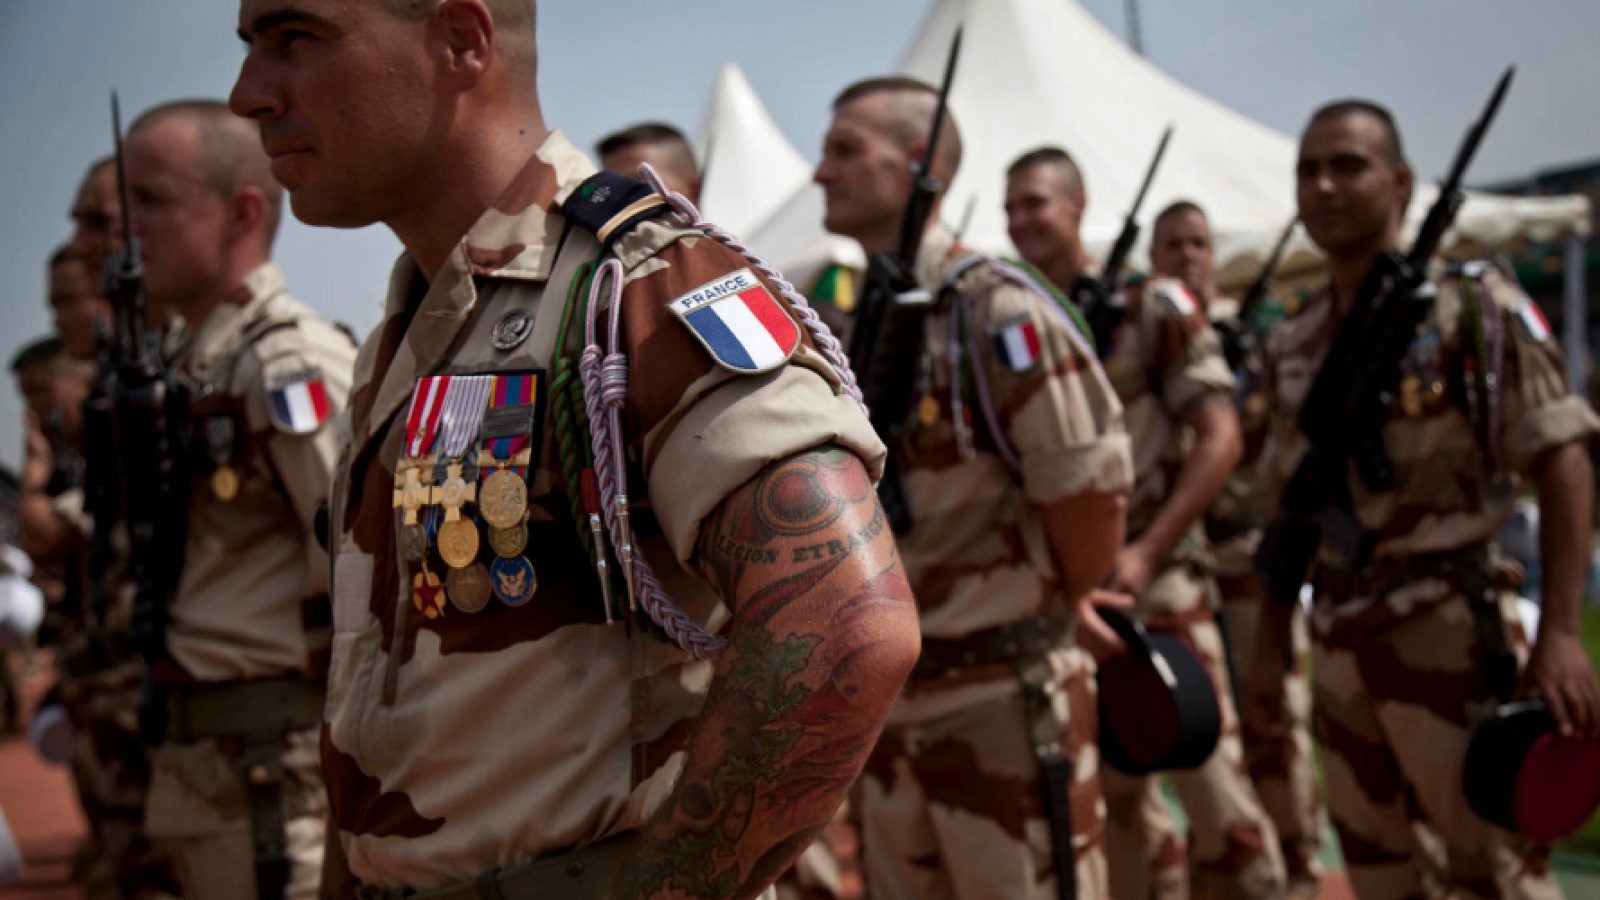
[
  {"left": 1070, "top": 126, "right": 1172, "bottom": 356},
  {"left": 1254, "top": 67, "right": 1514, "bottom": 609},
  {"left": 1218, "top": 216, "right": 1297, "bottom": 371},
  {"left": 846, "top": 28, "right": 962, "bottom": 535},
  {"left": 83, "top": 93, "right": 192, "bottom": 743}
]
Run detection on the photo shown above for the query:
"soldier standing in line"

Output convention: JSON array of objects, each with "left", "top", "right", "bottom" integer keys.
[
  {"left": 1247, "top": 99, "right": 1600, "bottom": 900},
  {"left": 816, "top": 79, "right": 1134, "bottom": 899},
  {"left": 1151, "top": 201, "right": 1325, "bottom": 899},
  {"left": 597, "top": 122, "right": 703, "bottom": 205},
  {"left": 230, "top": 2, "right": 919, "bottom": 897},
  {"left": 17, "top": 243, "right": 177, "bottom": 900},
  {"left": 120, "top": 99, "right": 357, "bottom": 899},
  {"left": 1007, "top": 148, "right": 1287, "bottom": 900}
]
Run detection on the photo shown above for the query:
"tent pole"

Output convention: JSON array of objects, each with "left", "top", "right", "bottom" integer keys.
[
  {"left": 1564, "top": 231, "right": 1588, "bottom": 394},
  {"left": 1124, "top": 0, "right": 1144, "bottom": 55}
]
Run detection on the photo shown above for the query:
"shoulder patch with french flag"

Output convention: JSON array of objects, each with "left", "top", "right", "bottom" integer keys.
[
  {"left": 668, "top": 267, "right": 800, "bottom": 374},
  {"left": 267, "top": 370, "right": 331, "bottom": 435},
  {"left": 1516, "top": 299, "right": 1551, "bottom": 343},
  {"left": 991, "top": 315, "right": 1043, "bottom": 373}
]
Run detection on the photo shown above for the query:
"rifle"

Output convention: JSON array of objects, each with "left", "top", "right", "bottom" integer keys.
[
  {"left": 1218, "top": 216, "right": 1297, "bottom": 371},
  {"left": 846, "top": 28, "right": 962, "bottom": 534},
  {"left": 1070, "top": 125, "right": 1172, "bottom": 355},
  {"left": 85, "top": 93, "right": 192, "bottom": 742},
  {"left": 1254, "top": 68, "right": 1514, "bottom": 608}
]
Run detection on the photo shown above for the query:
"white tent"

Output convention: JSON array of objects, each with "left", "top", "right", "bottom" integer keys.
[
  {"left": 694, "top": 63, "right": 817, "bottom": 239},
  {"left": 742, "top": 0, "right": 1590, "bottom": 294},
  {"left": 899, "top": 0, "right": 1589, "bottom": 287}
]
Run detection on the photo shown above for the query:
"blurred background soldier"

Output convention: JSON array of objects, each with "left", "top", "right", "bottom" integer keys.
[
  {"left": 121, "top": 99, "right": 356, "bottom": 899},
  {"left": 597, "top": 121, "right": 703, "bottom": 204},
  {"left": 1152, "top": 200, "right": 1326, "bottom": 899},
  {"left": 1007, "top": 149, "right": 1287, "bottom": 900}
]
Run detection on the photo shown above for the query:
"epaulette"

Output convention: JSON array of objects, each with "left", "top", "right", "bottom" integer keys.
[
  {"left": 560, "top": 172, "right": 671, "bottom": 250},
  {"left": 242, "top": 311, "right": 300, "bottom": 348}
]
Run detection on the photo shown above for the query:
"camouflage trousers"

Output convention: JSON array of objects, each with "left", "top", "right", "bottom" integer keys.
[
  {"left": 1312, "top": 587, "right": 1563, "bottom": 900},
  {"left": 858, "top": 644, "right": 1107, "bottom": 899},
  {"left": 144, "top": 724, "right": 327, "bottom": 899},
  {"left": 1218, "top": 573, "right": 1324, "bottom": 898},
  {"left": 54, "top": 644, "right": 177, "bottom": 899},
  {"left": 1103, "top": 562, "right": 1285, "bottom": 900}
]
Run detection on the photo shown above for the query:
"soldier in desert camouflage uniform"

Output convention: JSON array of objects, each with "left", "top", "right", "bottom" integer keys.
[
  {"left": 121, "top": 99, "right": 357, "bottom": 899},
  {"left": 1247, "top": 99, "right": 1600, "bottom": 900},
  {"left": 18, "top": 172, "right": 178, "bottom": 899},
  {"left": 230, "top": 2, "right": 918, "bottom": 898},
  {"left": 1153, "top": 201, "right": 1325, "bottom": 899},
  {"left": 597, "top": 122, "right": 702, "bottom": 206},
  {"left": 1008, "top": 150, "right": 1287, "bottom": 900},
  {"left": 815, "top": 79, "right": 1133, "bottom": 900}
]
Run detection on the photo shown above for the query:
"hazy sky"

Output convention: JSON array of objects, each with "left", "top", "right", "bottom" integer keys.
[{"left": 1, "top": 0, "right": 1597, "bottom": 470}]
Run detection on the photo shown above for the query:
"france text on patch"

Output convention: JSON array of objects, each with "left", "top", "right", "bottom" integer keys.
[{"left": 668, "top": 267, "right": 800, "bottom": 374}]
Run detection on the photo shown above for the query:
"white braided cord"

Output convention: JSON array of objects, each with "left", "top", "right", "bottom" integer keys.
[{"left": 581, "top": 259, "right": 726, "bottom": 659}]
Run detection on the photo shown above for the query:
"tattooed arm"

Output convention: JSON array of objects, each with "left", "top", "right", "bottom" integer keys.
[{"left": 615, "top": 444, "right": 919, "bottom": 899}]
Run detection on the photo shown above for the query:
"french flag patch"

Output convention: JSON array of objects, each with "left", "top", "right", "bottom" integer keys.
[
  {"left": 992, "top": 316, "right": 1042, "bottom": 373},
  {"left": 1516, "top": 299, "right": 1551, "bottom": 343},
  {"left": 268, "top": 373, "right": 331, "bottom": 434},
  {"left": 669, "top": 267, "right": 800, "bottom": 374}
]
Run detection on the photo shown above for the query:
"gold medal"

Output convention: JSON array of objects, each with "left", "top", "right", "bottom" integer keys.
[
  {"left": 211, "top": 465, "right": 239, "bottom": 502},
  {"left": 918, "top": 393, "right": 940, "bottom": 426},
  {"left": 412, "top": 565, "right": 445, "bottom": 620},
  {"left": 479, "top": 468, "right": 529, "bottom": 529},
  {"left": 488, "top": 521, "right": 528, "bottom": 558},
  {"left": 445, "top": 563, "right": 493, "bottom": 614},
  {"left": 1400, "top": 376, "right": 1423, "bottom": 417},
  {"left": 392, "top": 461, "right": 435, "bottom": 526},
  {"left": 435, "top": 463, "right": 476, "bottom": 523},
  {"left": 437, "top": 518, "right": 480, "bottom": 569}
]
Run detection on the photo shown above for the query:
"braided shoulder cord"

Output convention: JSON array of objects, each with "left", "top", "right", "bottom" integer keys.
[
  {"left": 581, "top": 259, "right": 727, "bottom": 659},
  {"left": 633, "top": 164, "right": 868, "bottom": 418}
]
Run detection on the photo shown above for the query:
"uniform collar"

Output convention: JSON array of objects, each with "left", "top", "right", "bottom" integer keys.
[
  {"left": 913, "top": 223, "right": 962, "bottom": 290},
  {"left": 180, "top": 262, "right": 288, "bottom": 376},
  {"left": 360, "top": 130, "right": 595, "bottom": 452}
]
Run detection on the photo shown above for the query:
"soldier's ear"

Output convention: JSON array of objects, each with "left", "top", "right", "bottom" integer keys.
[
  {"left": 435, "top": 0, "right": 493, "bottom": 89},
  {"left": 227, "top": 185, "right": 268, "bottom": 250}
]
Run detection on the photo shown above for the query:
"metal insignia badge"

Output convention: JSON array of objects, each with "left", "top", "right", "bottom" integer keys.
[
  {"left": 437, "top": 518, "right": 481, "bottom": 569},
  {"left": 491, "top": 555, "right": 537, "bottom": 607},
  {"left": 211, "top": 465, "right": 240, "bottom": 502},
  {"left": 446, "top": 562, "right": 493, "bottom": 614},
  {"left": 400, "top": 524, "right": 428, "bottom": 562},
  {"left": 412, "top": 565, "right": 446, "bottom": 620},
  {"left": 479, "top": 468, "right": 529, "bottom": 529},
  {"left": 488, "top": 521, "right": 528, "bottom": 558},
  {"left": 491, "top": 309, "right": 534, "bottom": 352}
]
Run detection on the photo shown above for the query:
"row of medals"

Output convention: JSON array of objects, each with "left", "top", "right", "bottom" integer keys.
[{"left": 394, "top": 450, "right": 537, "bottom": 618}]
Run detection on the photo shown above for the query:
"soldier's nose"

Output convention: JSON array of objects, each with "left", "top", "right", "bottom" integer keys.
[{"left": 229, "top": 55, "right": 284, "bottom": 123}]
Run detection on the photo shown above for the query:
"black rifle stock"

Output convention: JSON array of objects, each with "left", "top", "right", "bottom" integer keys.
[
  {"left": 1254, "top": 68, "right": 1514, "bottom": 607},
  {"left": 846, "top": 29, "right": 962, "bottom": 534},
  {"left": 1071, "top": 126, "right": 1172, "bottom": 355},
  {"left": 1219, "top": 216, "right": 1297, "bottom": 371},
  {"left": 86, "top": 94, "right": 192, "bottom": 741}
]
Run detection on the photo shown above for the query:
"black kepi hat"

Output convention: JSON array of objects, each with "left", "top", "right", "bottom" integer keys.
[
  {"left": 1464, "top": 699, "right": 1600, "bottom": 843},
  {"left": 1096, "top": 606, "right": 1222, "bottom": 775}
]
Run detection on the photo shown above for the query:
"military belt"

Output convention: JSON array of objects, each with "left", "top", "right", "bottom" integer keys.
[
  {"left": 353, "top": 832, "right": 640, "bottom": 900},
  {"left": 1315, "top": 541, "right": 1519, "bottom": 700},
  {"left": 911, "top": 612, "right": 1072, "bottom": 680},
  {"left": 163, "top": 677, "right": 326, "bottom": 900},
  {"left": 162, "top": 676, "right": 325, "bottom": 742},
  {"left": 1312, "top": 542, "right": 1501, "bottom": 605}
]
